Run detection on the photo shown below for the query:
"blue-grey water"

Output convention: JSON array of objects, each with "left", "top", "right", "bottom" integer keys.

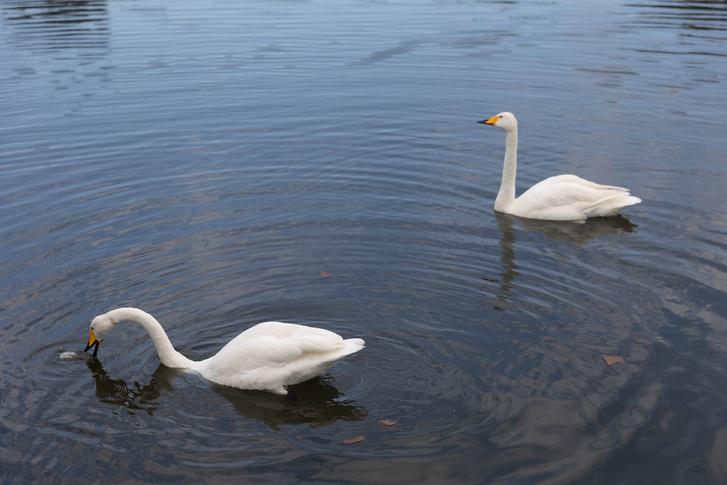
[{"left": 1, "top": 0, "right": 727, "bottom": 483}]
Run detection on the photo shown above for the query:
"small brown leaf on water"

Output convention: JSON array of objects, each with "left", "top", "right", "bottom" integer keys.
[
  {"left": 602, "top": 355, "right": 625, "bottom": 366},
  {"left": 319, "top": 271, "right": 331, "bottom": 279},
  {"left": 379, "top": 419, "right": 397, "bottom": 427},
  {"left": 341, "top": 435, "right": 365, "bottom": 445}
]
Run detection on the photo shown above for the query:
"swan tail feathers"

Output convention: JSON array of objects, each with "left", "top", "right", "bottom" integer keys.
[
  {"left": 342, "top": 338, "right": 365, "bottom": 355},
  {"left": 586, "top": 193, "right": 642, "bottom": 217},
  {"left": 304, "top": 338, "right": 364, "bottom": 372}
]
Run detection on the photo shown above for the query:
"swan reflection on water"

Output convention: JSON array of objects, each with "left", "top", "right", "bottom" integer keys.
[
  {"left": 86, "top": 358, "right": 366, "bottom": 428},
  {"left": 493, "top": 213, "right": 637, "bottom": 308},
  {"left": 498, "top": 212, "right": 636, "bottom": 245}
]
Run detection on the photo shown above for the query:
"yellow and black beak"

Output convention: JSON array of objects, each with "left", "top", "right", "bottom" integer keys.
[
  {"left": 477, "top": 115, "right": 501, "bottom": 126},
  {"left": 84, "top": 329, "right": 100, "bottom": 357}
]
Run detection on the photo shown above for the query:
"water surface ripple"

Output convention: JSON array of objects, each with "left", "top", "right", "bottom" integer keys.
[{"left": 1, "top": 0, "right": 727, "bottom": 483}]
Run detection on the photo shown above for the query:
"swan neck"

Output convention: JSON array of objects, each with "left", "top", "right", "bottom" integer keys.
[
  {"left": 106, "top": 308, "right": 195, "bottom": 369},
  {"left": 495, "top": 127, "right": 518, "bottom": 211}
]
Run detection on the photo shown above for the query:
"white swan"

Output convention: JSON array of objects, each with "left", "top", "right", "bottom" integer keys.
[
  {"left": 479, "top": 112, "right": 641, "bottom": 222},
  {"left": 84, "top": 307, "right": 365, "bottom": 395}
]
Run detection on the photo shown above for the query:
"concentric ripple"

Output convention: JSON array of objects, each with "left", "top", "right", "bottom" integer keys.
[{"left": 2, "top": 0, "right": 727, "bottom": 482}]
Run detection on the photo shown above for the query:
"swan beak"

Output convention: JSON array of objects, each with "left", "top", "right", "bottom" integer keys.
[
  {"left": 85, "top": 329, "right": 100, "bottom": 357},
  {"left": 479, "top": 115, "right": 501, "bottom": 126}
]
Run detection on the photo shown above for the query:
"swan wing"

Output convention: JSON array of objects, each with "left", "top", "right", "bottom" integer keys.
[
  {"left": 199, "top": 322, "right": 364, "bottom": 393},
  {"left": 541, "top": 174, "right": 630, "bottom": 193},
  {"left": 212, "top": 322, "right": 346, "bottom": 366},
  {"left": 512, "top": 174, "right": 640, "bottom": 221},
  {"left": 235, "top": 320, "right": 343, "bottom": 344}
]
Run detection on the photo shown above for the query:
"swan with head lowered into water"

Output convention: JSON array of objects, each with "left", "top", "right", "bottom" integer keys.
[
  {"left": 84, "top": 307, "right": 365, "bottom": 395},
  {"left": 478, "top": 112, "right": 641, "bottom": 222}
]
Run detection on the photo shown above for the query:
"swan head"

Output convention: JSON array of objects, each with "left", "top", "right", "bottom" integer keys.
[
  {"left": 478, "top": 111, "right": 517, "bottom": 131},
  {"left": 84, "top": 313, "right": 116, "bottom": 357}
]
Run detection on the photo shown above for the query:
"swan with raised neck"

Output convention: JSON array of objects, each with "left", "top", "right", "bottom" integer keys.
[{"left": 478, "top": 111, "right": 641, "bottom": 221}]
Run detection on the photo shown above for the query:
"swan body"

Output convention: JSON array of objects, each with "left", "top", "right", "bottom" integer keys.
[
  {"left": 479, "top": 112, "right": 641, "bottom": 222},
  {"left": 85, "top": 307, "right": 365, "bottom": 395}
]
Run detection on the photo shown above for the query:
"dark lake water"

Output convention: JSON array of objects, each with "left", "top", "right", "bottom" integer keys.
[{"left": 2, "top": 0, "right": 727, "bottom": 482}]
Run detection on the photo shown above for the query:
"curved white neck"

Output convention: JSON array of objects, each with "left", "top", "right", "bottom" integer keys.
[
  {"left": 105, "top": 307, "right": 196, "bottom": 369},
  {"left": 495, "top": 127, "right": 518, "bottom": 211}
]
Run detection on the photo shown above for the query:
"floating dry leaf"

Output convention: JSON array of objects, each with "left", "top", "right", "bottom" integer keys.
[
  {"left": 602, "top": 355, "right": 625, "bottom": 366},
  {"left": 319, "top": 271, "right": 331, "bottom": 279},
  {"left": 379, "top": 419, "right": 397, "bottom": 427},
  {"left": 341, "top": 435, "right": 365, "bottom": 445}
]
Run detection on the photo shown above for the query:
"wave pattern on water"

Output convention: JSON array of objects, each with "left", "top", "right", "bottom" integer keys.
[{"left": 1, "top": 0, "right": 727, "bottom": 482}]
